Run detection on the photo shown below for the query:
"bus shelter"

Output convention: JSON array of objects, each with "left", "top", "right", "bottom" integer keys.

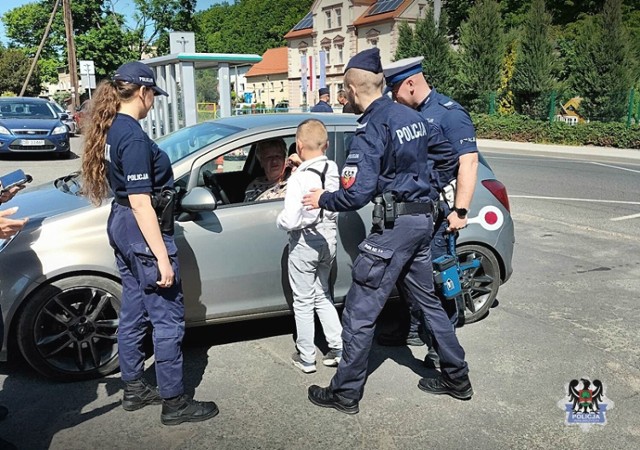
[{"left": 140, "top": 52, "right": 262, "bottom": 138}]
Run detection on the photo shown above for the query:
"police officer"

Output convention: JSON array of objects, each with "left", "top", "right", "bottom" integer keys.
[
  {"left": 310, "top": 87, "right": 334, "bottom": 112},
  {"left": 81, "top": 61, "right": 218, "bottom": 426},
  {"left": 379, "top": 57, "right": 479, "bottom": 366},
  {"left": 303, "top": 48, "right": 473, "bottom": 414}
]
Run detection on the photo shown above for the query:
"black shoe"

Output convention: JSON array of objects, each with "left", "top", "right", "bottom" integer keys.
[
  {"left": 308, "top": 385, "right": 359, "bottom": 415},
  {"left": 418, "top": 374, "right": 473, "bottom": 400},
  {"left": 0, "top": 405, "right": 8, "bottom": 421},
  {"left": 422, "top": 347, "right": 440, "bottom": 370},
  {"left": 122, "top": 379, "right": 162, "bottom": 411},
  {"left": 161, "top": 394, "right": 219, "bottom": 426}
]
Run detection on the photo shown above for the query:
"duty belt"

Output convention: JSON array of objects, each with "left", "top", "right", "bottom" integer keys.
[
  {"left": 114, "top": 196, "right": 131, "bottom": 207},
  {"left": 395, "top": 201, "right": 434, "bottom": 216}
]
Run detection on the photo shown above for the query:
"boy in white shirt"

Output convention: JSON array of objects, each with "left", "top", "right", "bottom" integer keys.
[{"left": 277, "top": 119, "right": 343, "bottom": 373}]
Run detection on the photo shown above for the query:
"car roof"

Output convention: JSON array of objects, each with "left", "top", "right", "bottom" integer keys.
[
  {"left": 210, "top": 113, "right": 359, "bottom": 130},
  {"left": 0, "top": 97, "right": 49, "bottom": 104}
]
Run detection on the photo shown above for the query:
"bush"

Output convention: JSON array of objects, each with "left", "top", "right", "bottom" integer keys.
[{"left": 473, "top": 114, "right": 640, "bottom": 149}]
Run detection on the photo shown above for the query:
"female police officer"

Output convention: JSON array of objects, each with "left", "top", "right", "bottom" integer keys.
[{"left": 81, "top": 61, "right": 218, "bottom": 426}]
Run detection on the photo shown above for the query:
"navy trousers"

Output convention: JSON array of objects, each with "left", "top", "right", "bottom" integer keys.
[
  {"left": 330, "top": 213, "right": 468, "bottom": 401},
  {"left": 108, "top": 203, "right": 185, "bottom": 399}
]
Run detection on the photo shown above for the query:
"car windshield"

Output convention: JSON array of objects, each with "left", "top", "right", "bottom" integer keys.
[
  {"left": 49, "top": 102, "right": 65, "bottom": 114},
  {"left": 155, "top": 121, "right": 244, "bottom": 164},
  {"left": 0, "top": 101, "right": 56, "bottom": 119}
]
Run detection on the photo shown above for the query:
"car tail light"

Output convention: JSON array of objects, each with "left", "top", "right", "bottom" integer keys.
[{"left": 482, "top": 179, "right": 510, "bottom": 212}]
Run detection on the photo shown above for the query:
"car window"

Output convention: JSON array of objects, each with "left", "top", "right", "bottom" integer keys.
[
  {"left": 0, "top": 101, "right": 56, "bottom": 119},
  {"left": 156, "top": 121, "right": 244, "bottom": 164}
]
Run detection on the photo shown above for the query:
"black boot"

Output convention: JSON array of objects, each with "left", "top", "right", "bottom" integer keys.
[
  {"left": 308, "top": 385, "right": 359, "bottom": 415},
  {"left": 122, "top": 378, "right": 162, "bottom": 411},
  {"left": 418, "top": 374, "right": 473, "bottom": 400},
  {"left": 161, "top": 394, "right": 219, "bottom": 426}
]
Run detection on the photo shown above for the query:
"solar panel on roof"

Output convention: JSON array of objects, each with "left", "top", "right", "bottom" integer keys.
[
  {"left": 292, "top": 12, "right": 313, "bottom": 31},
  {"left": 366, "top": 0, "right": 404, "bottom": 17}
]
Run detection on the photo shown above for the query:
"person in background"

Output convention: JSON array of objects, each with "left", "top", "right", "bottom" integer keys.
[
  {"left": 81, "top": 61, "right": 218, "bottom": 426},
  {"left": 337, "top": 89, "right": 354, "bottom": 114},
  {"left": 310, "top": 87, "right": 334, "bottom": 113},
  {"left": 277, "top": 119, "right": 342, "bottom": 374}
]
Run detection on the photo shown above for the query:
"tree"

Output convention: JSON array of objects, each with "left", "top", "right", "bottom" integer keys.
[
  {"left": 570, "top": 0, "right": 636, "bottom": 121},
  {"left": 511, "top": 0, "right": 558, "bottom": 119},
  {"left": 456, "top": 0, "right": 504, "bottom": 112},
  {"left": 0, "top": 48, "right": 42, "bottom": 96},
  {"left": 394, "top": 21, "right": 416, "bottom": 60}
]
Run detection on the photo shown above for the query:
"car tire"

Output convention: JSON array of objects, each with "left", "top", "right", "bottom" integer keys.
[
  {"left": 456, "top": 244, "right": 501, "bottom": 324},
  {"left": 56, "top": 150, "right": 71, "bottom": 160},
  {"left": 17, "top": 276, "right": 121, "bottom": 381}
]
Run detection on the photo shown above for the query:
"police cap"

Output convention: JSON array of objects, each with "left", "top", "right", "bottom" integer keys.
[
  {"left": 113, "top": 61, "right": 169, "bottom": 96},
  {"left": 382, "top": 56, "right": 424, "bottom": 87},
  {"left": 345, "top": 48, "right": 383, "bottom": 74},
  {"left": 319, "top": 87, "right": 330, "bottom": 96}
]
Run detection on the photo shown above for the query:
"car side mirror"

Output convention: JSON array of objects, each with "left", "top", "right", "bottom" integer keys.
[
  {"left": 60, "top": 113, "right": 69, "bottom": 120},
  {"left": 180, "top": 187, "right": 218, "bottom": 212}
]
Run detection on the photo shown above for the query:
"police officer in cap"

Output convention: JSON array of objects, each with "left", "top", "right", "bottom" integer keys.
[
  {"left": 310, "top": 87, "right": 334, "bottom": 112},
  {"left": 81, "top": 61, "right": 218, "bottom": 426},
  {"left": 303, "top": 48, "right": 473, "bottom": 414},
  {"left": 379, "top": 57, "right": 479, "bottom": 367}
]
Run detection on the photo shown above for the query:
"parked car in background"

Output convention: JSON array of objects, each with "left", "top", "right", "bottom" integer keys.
[
  {"left": 0, "top": 97, "right": 70, "bottom": 159},
  {"left": 73, "top": 99, "right": 90, "bottom": 133},
  {"left": 48, "top": 101, "right": 76, "bottom": 136},
  {"left": 0, "top": 114, "right": 514, "bottom": 381}
]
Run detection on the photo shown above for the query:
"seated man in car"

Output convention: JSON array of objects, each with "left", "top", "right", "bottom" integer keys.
[{"left": 244, "top": 138, "right": 292, "bottom": 202}]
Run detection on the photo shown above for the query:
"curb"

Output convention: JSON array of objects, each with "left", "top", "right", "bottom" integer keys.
[{"left": 478, "top": 139, "right": 640, "bottom": 161}]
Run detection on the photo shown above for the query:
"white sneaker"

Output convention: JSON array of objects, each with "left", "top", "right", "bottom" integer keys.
[
  {"left": 292, "top": 352, "right": 316, "bottom": 373},
  {"left": 322, "top": 349, "right": 342, "bottom": 367}
]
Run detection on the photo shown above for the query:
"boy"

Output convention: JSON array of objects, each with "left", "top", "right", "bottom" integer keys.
[{"left": 277, "top": 119, "right": 342, "bottom": 373}]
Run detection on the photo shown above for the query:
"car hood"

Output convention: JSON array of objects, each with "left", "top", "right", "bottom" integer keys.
[
  {"left": 6, "top": 174, "right": 92, "bottom": 221},
  {"left": 0, "top": 117, "right": 61, "bottom": 130}
]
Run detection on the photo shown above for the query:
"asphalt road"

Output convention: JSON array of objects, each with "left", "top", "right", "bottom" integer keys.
[{"left": 1, "top": 138, "right": 640, "bottom": 449}]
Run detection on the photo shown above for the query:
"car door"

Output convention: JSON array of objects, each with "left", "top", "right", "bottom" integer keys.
[{"left": 175, "top": 130, "right": 297, "bottom": 324}]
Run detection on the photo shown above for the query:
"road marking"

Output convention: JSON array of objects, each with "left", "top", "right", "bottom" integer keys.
[
  {"left": 590, "top": 162, "right": 640, "bottom": 174},
  {"left": 484, "top": 154, "right": 640, "bottom": 168},
  {"left": 510, "top": 195, "right": 640, "bottom": 206},
  {"left": 610, "top": 213, "right": 640, "bottom": 222}
]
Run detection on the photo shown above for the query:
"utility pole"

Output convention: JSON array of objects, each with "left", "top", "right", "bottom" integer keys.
[
  {"left": 63, "top": 0, "right": 79, "bottom": 114},
  {"left": 19, "top": 0, "right": 60, "bottom": 97},
  {"left": 434, "top": 0, "right": 442, "bottom": 27}
]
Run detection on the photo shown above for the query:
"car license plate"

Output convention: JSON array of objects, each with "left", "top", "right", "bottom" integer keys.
[{"left": 21, "top": 139, "right": 45, "bottom": 146}]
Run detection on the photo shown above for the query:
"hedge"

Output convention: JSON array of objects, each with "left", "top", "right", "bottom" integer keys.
[{"left": 472, "top": 114, "right": 640, "bottom": 149}]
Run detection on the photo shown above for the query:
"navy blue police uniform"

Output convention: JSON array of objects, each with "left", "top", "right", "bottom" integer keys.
[
  {"left": 310, "top": 100, "right": 333, "bottom": 113},
  {"left": 315, "top": 49, "right": 469, "bottom": 403},
  {"left": 106, "top": 112, "right": 185, "bottom": 399}
]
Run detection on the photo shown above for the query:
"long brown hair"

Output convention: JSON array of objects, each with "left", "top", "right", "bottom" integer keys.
[{"left": 81, "top": 79, "right": 140, "bottom": 206}]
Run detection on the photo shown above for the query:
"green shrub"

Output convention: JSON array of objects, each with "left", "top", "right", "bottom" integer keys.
[{"left": 472, "top": 114, "right": 640, "bottom": 149}]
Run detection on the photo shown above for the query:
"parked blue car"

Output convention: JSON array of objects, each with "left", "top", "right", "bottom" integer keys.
[{"left": 0, "top": 97, "right": 70, "bottom": 159}]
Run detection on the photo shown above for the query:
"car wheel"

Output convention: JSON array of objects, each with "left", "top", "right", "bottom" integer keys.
[
  {"left": 456, "top": 244, "right": 500, "bottom": 324},
  {"left": 17, "top": 276, "right": 121, "bottom": 381},
  {"left": 55, "top": 150, "right": 71, "bottom": 160}
]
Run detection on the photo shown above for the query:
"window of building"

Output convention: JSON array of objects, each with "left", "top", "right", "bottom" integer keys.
[
  {"left": 325, "top": 10, "right": 332, "bottom": 29},
  {"left": 418, "top": 4, "right": 426, "bottom": 18},
  {"left": 336, "top": 44, "right": 343, "bottom": 64},
  {"left": 336, "top": 8, "right": 342, "bottom": 27}
]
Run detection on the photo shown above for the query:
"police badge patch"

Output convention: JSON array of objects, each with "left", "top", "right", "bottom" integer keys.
[
  {"left": 341, "top": 166, "right": 358, "bottom": 189},
  {"left": 557, "top": 377, "right": 614, "bottom": 431}
]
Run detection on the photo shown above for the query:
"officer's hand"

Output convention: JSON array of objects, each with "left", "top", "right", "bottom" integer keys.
[
  {"left": 0, "top": 207, "right": 29, "bottom": 239},
  {"left": 302, "top": 188, "right": 324, "bottom": 210},
  {"left": 0, "top": 184, "right": 25, "bottom": 204},
  {"left": 446, "top": 210, "right": 468, "bottom": 233},
  {"left": 157, "top": 258, "right": 175, "bottom": 289}
]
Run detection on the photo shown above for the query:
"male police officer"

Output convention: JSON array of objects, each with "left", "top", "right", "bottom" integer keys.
[
  {"left": 303, "top": 48, "right": 473, "bottom": 414},
  {"left": 379, "top": 57, "right": 479, "bottom": 365},
  {"left": 310, "top": 87, "right": 334, "bottom": 112}
]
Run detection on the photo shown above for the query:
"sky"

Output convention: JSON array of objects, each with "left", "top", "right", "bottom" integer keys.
[{"left": 0, "top": 0, "right": 226, "bottom": 44}]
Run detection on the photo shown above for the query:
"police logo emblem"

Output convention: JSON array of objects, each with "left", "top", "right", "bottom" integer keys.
[{"left": 341, "top": 166, "right": 358, "bottom": 189}]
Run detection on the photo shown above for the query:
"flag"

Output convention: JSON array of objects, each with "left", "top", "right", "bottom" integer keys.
[
  {"left": 308, "top": 55, "right": 315, "bottom": 93},
  {"left": 300, "top": 55, "right": 308, "bottom": 93},
  {"left": 319, "top": 51, "right": 326, "bottom": 88}
]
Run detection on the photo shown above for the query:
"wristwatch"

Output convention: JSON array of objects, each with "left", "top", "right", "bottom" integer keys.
[{"left": 452, "top": 206, "right": 468, "bottom": 218}]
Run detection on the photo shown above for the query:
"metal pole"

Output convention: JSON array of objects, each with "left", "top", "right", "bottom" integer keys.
[
  {"left": 20, "top": 0, "right": 60, "bottom": 97},
  {"left": 433, "top": 0, "right": 442, "bottom": 27},
  {"left": 548, "top": 90, "right": 557, "bottom": 123},
  {"left": 84, "top": 63, "right": 92, "bottom": 99}
]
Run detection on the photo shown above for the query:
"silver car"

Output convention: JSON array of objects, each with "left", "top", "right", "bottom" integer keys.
[{"left": 0, "top": 114, "right": 514, "bottom": 380}]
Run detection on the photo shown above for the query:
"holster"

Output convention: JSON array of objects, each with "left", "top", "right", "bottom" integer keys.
[{"left": 152, "top": 188, "right": 176, "bottom": 234}]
